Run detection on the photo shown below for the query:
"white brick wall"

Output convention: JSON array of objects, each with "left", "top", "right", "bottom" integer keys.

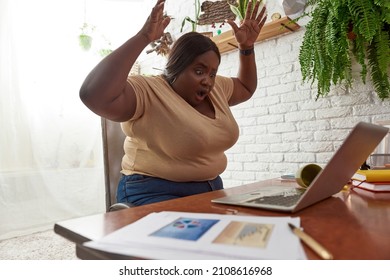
[{"left": 138, "top": 0, "right": 390, "bottom": 188}]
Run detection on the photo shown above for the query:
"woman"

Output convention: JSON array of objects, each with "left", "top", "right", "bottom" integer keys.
[{"left": 80, "top": 0, "right": 267, "bottom": 206}]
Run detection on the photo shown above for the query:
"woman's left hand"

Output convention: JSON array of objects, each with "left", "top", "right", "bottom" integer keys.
[{"left": 226, "top": 0, "right": 267, "bottom": 49}]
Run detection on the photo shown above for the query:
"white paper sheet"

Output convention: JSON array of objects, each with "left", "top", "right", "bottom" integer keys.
[{"left": 84, "top": 211, "right": 306, "bottom": 260}]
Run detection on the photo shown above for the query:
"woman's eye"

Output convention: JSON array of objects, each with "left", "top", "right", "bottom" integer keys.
[{"left": 195, "top": 70, "right": 203, "bottom": 75}]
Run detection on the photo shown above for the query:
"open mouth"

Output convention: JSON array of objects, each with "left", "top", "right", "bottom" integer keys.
[{"left": 196, "top": 90, "right": 208, "bottom": 101}]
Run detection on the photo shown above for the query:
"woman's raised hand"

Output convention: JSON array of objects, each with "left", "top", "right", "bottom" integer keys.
[
  {"left": 139, "top": 0, "right": 171, "bottom": 43},
  {"left": 226, "top": 0, "right": 267, "bottom": 49}
]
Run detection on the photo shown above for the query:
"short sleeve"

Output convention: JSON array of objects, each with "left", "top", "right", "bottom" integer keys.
[
  {"left": 126, "top": 75, "right": 151, "bottom": 121},
  {"left": 214, "top": 75, "right": 234, "bottom": 102}
]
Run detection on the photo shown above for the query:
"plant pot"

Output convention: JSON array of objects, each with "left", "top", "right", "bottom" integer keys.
[
  {"left": 79, "top": 34, "right": 92, "bottom": 51},
  {"left": 347, "top": 22, "right": 356, "bottom": 40}
]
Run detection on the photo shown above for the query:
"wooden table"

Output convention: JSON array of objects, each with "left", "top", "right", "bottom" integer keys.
[{"left": 54, "top": 179, "right": 390, "bottom": 260}]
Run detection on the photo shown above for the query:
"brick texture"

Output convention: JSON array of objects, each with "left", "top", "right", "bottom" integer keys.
[{"left": 138, "top": 1, "right": 390, "bottom": 188}]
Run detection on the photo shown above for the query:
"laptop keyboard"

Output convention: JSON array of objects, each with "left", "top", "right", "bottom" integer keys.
[{"left": 245, "top": 193, "right": 303, "bottom": 207}]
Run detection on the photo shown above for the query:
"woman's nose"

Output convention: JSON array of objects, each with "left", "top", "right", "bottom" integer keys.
[{"left": 202, "top": 76, "right": 212, "bottom": 86}]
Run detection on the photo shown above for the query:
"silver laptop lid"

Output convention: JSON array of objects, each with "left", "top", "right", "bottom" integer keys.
[
  {"left": 294, "top": 122, "right": 389, "bottom": 212},
  {"left": 212, "top": 122, "right": 389, "bottom": 212}
]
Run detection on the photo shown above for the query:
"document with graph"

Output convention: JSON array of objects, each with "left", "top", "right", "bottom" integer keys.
[{"left": 84, "top": 211, "right": 305, "bottom": 260}]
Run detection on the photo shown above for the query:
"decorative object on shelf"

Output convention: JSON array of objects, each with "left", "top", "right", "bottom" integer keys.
[
  {"left": 298, "top": 0, "right": 390, "bottom": 100},
  {"left": 146, "top": 32, "right": 174, "bottom": 56},
  {"left": 200, "top": 31, "right": 214, "bottom": 38},
  {"left": 79, "top": 22, "right": 95, "bottom": 51},
  {"left": 211, "top": 16, "right": 300, "bottom": 54},
  {"left": 197, "top": 0, "right": 236, "bottom": 26},
  {"left": 271, "top": 12, "right": 281, "bottom": 22},
  {"left": 278, "top": 0, "right": 307, "bottom": 20}
]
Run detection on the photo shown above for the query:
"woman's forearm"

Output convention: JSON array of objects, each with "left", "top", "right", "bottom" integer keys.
[
  {"left": 237, "top": 44, "right": 257, "bottom": 95},
  {"left": 79, "top": 0, "right": 171, "bottom": 121},
  {"left": 79, "top": 33, "right": 149, "bottom": 109}
]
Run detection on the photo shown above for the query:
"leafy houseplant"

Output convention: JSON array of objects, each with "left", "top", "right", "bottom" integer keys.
[
  {"left": 181, "top": 0, "right": 201, "bottom": 32},
  {"left": 228, "top": 0, "right": 256, "bottom": 22},
  {"left": 79, "top": 23, "right": 95, "bottom": 51},
  {"left": 299, "top": 0, "right": 390, "bottom": 99}
]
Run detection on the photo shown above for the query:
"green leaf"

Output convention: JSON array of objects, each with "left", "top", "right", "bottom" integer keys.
[
  {"left": 348, "top": 0, "right": 380, "bottom": 41},
  {"left": 229, "top": 4, "right": 243, "bottom": 21},
  {"left": 299, "top": 0, "right": 390, "bottom": 99},
  {"left": 367, "top": 41, "right": 390, "bottom": 99},
  {"left": 180, "top": 16, "right": 196, "bottom": 32}
]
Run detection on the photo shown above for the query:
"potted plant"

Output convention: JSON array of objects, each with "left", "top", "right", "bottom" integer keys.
[
  {"left": 79, "top": 23, "right": 95, "bottom": 51},
  {"left": 228, "top": 0, "right": 256, "bottom": 22},
  {"left": 298, "top": 0, "right": 390, "bottom": 100},
  {"left": 98, "top": 35, "right": 113, "bottom": 57},
  {"left": 180, "top": 0, "right": 201, "bottom": 32}
]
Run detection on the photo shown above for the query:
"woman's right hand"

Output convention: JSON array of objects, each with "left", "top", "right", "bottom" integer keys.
[
  {"left": 139, "top": 0, "right": 171, "bottom": 43},
  {"left": 79, "top": 0, "right": 171, "bottom": 122}
]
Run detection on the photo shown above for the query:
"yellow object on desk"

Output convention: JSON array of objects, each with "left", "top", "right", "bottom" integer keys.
[{"left": 353, "top": 169, "right": 390, "bottom": 182}]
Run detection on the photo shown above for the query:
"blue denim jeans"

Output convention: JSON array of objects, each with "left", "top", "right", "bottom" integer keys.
[{"left": 116, "top": 174, "right": 223, "bottom": 206}]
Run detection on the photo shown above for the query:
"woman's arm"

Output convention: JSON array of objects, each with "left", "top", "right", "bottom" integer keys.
[
  {"left": 79, "top": 0, "right": 171, "bottom": 122},
  {"left": 225, "top": 0, "right": 267, "bottom": 106}
]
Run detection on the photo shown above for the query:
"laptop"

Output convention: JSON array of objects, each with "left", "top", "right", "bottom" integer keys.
[{"left": 212, "top": 122, "right": 389, "bottom": 213}]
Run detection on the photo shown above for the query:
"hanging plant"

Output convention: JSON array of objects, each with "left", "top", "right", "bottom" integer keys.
[
  {"left": 298, "top": 0, "right": 390, "bottom": 100},
  {"left": 98, "top": 35, "right": 113, "bottom": 57},
  {"left": 79, "top": 23, "right": 95, "bottom": 51},
  {"left": 98, "top": 48, "right": 113, "bottom": 57}
]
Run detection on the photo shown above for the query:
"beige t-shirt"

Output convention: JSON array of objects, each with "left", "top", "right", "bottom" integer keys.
[{"left": 121, "top": 75, "right": 239, "bottom": 182}]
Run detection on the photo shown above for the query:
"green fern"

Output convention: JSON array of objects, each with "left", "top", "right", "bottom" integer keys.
[
  {"left": 348, "top": 0, "right": 379, "bottom": 41},
  {"left": 375, "top": 28, "right": 390, "bottom": 74},
  {"left": 352, "top": 34, "right": 368, "bottom": 83},
  {"left": 368, "top": 40, "right": 390, "bottom": 99},
  {"left": 299, "top": 0, "right": 390, "bottom": 99}
]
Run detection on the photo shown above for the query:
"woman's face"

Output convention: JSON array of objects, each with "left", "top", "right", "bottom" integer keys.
[{"left": 171, "top": 50, "right": 219, "bottom": 107}]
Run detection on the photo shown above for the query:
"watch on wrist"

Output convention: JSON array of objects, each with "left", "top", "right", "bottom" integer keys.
[{"left": 239, "top": 47, "right": 254, "bottom": 56}]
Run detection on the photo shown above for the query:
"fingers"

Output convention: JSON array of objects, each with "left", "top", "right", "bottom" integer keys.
[
  {"left": 155, "top": 0, "right": 165, "bottom": 8},
  {"left": 245, "top": 1, "right": 267, "bottom": 24},
  {"left": 244, "top": 0, "right": 253, "bottom": 20},
  {"left": 256, "top": 6, "right": 267, "bottom": 24},
  {"left": 257, "top": 10, "right": 267, "bottom": 28},
  {"left": 150, "top": 0, "right": 165, "bottom": 22},
  {"left": 141, "top": 0, "right": 170, "bottom": 41},
  {"left": 225, "top": 19, "right": 239, "bottom": 34},
  {"left": 251, "top": 1, "right": 260, "bottom": 20},
  {"left": 161, "top": 15, "right": 171, "bottom": 29}
]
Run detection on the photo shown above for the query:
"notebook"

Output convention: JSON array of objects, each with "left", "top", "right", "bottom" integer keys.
[{"left": 212, "top": 122, "right": 389, "bottom": 213}]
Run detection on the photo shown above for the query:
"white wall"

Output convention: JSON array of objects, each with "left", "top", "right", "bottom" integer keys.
[
  {"left": 0, "top": 0, "right": 150, "bottom": 240},
  {"left": 137, "top": 0, "right": 390, "bottom": 188}
]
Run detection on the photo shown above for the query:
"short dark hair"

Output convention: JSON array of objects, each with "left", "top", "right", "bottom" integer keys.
[{"left": 164, "top": 32, "right": 221, "bottom": 83}]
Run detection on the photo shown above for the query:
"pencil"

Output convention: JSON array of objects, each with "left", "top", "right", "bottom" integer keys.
[{"left": 288, "top": 223, "right": 333, "bottom": 260}]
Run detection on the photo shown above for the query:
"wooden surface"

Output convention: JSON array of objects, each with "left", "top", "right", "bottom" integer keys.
[
  {"left": 211, "top": 17, "right": 300, "bottom": 54},
  {"left": 54, "top": 179, "right": 390, "bottom": 260}
]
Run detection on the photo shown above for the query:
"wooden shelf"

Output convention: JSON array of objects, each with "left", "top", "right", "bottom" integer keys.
[{"left": 210, "top": 16, "right": 300, "bottom": 54}]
